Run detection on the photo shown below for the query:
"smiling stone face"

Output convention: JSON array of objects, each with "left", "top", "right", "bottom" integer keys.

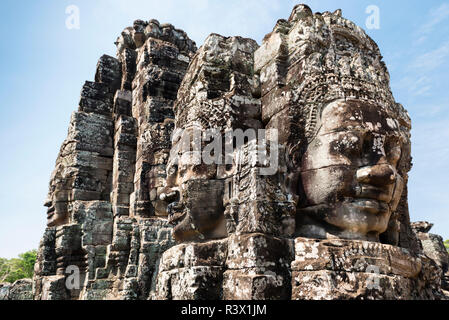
[
  {"left": 256, "top": 4, "right": 415, "bottom": 245},
  {"left": 44, "top": 164, "right": 70, "bottom": 227},
  {"left": 162, "top": 129, "right": 226, "bottom": 242},
  {"left": 297, "top": 99, "right": 406, "bottom": 241},
  {"left": 159, "top": 33, "right": 260, "bottom": 243}
]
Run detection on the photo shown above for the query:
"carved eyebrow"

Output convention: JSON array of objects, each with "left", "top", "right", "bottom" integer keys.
[
  {"left": 317, "top": 127, "right": 365, "bottom": 135},
  {"left": 318, "top": 127, "right": 402, "bottom": 139},
  {"left": 384, "top": 134, "right": 403, "bottom": 145},
  {"left": 332, "top": 28, "right": 362, "bottom": 45}
]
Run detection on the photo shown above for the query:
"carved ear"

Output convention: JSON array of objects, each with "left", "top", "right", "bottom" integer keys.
[{"left": 305, "top": 104, "right": 320, "bottom": 142}]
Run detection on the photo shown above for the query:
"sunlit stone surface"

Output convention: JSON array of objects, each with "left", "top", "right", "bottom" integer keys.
[{"left": 26, "top": 4, "right": 449, "bottom": 300}]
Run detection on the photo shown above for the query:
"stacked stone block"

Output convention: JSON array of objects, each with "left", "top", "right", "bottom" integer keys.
[
  {"left": 33, "top": 19, "right": 197, "bottom": 300},
  {"left": 222, "top": 142, "right": 295, "bottom": 300},
  {"left": 31, "top": 5, "right": 449, "bottom": 301},
  {"left": 127, "top": 22, "right": 196, "bottom": 218}
]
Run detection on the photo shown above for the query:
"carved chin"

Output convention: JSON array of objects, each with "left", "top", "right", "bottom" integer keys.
[
  {"left": 168, "top": 201, "right": 203, "bottom": 242},
  {"left": 298, "top": 199, "right": 392, "bottom": 240},
  {"left": 47, "top": 211, "right": 68, "bottom": 227},
  {"left": 333, "top": 200, "right": 391, "bottom": 234},
  {"left": 173, "top": 214, "right": 202, "bottom": 242}
]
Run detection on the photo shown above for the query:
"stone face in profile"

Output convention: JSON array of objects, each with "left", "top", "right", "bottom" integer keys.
[
  {"left": 44, "top": 109, "right": 115, "bottom": 228},
  {"left": 44, "top": 163, "right": 70, "bottom": 227},
  {"left": 163, "top": 139, "right": 227, "bottom": 242}
]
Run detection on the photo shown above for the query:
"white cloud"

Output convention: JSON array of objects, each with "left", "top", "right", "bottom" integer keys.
[
  {"left": 394, "top": 75, "right": 432, "bottom": 97},
  {"left": 411, "top": 40, "right": 449, "bottom": 71},
  {"left": 415, "top": 3, "right": 449, "bottom": 44},
  {"left": 412, "top": 116, "right": 449, "bottom": 165},
  {"left": 419, "top": 3, "right": 449, "bottom": 35}
]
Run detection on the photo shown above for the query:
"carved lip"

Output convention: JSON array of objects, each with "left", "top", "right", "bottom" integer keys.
[
  {"left": 350, "top": 198, "right": 389, "bottom": 214},
  {"left": 167, "top": 202, "right": 185, "bottom": 226},
  {"left": 357, "top": 184, "right": 393, "bottom": 203},
  {"left": 46, "top": 206, "right": 55, "bottom": 218}
]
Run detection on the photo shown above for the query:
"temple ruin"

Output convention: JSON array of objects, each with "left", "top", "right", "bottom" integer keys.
[{"left": 27, "top": 4, "right": 449, "bottom": 300}]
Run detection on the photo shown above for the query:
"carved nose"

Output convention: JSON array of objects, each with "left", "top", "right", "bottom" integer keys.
[
  {"left": 160, "top": 189, "right": 180, "bottom": 202},
  {"left": 356, "top": 164, "right": 396, "bottom": 187},
  {"left": 44, "top": 198, "right": 52, "bottom": 207}
]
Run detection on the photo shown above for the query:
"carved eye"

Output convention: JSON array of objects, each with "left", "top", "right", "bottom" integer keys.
[
  {"left": 333, "top": 132, "right": 362, "bottom": 158},
  {"left": 362, "top": 133, "right": 377, "bottom": 155},
  {"left": 168, "top": 164, "right": 178, "bottom": 176},
  {"left": 385, "top": 137, "right": 402, "bottom": 166},
  {"left": 360, "top": 133, "right": 384, "bottom": 165}
]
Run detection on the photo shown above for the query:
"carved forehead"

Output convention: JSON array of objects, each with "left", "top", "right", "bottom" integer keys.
[{"left": 319, "top": 100, "right": 402, "bottom": 135}]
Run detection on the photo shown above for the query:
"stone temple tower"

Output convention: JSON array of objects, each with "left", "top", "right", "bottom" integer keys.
[{"left": 31, "top": 4, "right": 449, "bottom": 300}]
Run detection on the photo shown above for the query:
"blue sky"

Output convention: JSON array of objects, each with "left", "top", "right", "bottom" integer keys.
[{"left": 0, "top": 0, "right": 448, "bottom": 258}]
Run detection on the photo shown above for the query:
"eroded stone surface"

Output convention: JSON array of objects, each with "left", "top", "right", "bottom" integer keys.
[
  {"left": 412, "top": 222, "right": 449, "bottom": 293},
  {"left": 0, "top": 280, "right": 33, "bottom": 300},
  {"left": 290, "top": 237, "right": 443, "bottom": 300},
  {"left": 31, "top": 4, "right": 448, "bottom": 301}
]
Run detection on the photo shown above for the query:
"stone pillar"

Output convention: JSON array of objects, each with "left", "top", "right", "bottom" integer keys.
[
  {"left": 35, "top": 54, "right": 120, "bottom": 300},
  {"left": 223, "top": 143, "right": 295, "bottom": 300},
  {"left": 129, "top": 24, "right": 195, "bottom": 217},
  {"left": 154, "top": 240, "right": 227, "bottom": 300},
  {"left": 111, "top": 91, "right": 137, "bottom": 217}
]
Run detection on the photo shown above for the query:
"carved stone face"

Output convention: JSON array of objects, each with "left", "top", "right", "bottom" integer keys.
[
  {"left": 297, "top": 100, "right": 405, "bottom": 241},
  {"left": 162, "top": 127, "right": 227, "bottom": 242},
  {"left": 44, "top": 164, "right": 70, "bottom": 227}
]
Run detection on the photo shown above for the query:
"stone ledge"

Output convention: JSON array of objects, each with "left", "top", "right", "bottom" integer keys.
[
  {"left": 292, "top": 237, "right": 422, "bottom": 278},
  {"left": 292, "top": 270, "right": 415, "bottom": 300},
  {"left": 158, "top": 239, "right": 228, "bottom": 271}
]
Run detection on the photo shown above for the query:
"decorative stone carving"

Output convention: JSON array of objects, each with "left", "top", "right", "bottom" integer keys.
[
  {"left": 290, "top": 237, "right": 445, "bottom": 300},
  {"left": 0, "top": 280, "right": 33, "bottom": 300},
  {"left": 255, "top": 4, "right": 412, "bottom": 245},
  {"left": 31, "top": 4, "right": 448, "bottom": 301},
  {"left": 162, "top": 33, "right": 259, "bottom": 243},
  {"left": 412, "top": 221, "right": 449, "bottom": 292}
]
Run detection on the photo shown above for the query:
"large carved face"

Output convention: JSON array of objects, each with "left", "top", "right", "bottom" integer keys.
[
  {"left": 297, "top": 100, "right": 406, "bottom": 241},
  {"left": 44, "top": 164, "right": 70, "bottom": 227},
  {"left": 162, "top": 127, "right": 227, "bottom": 242}
]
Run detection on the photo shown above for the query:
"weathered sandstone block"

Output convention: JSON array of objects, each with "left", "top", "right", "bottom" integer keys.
[{"left": 31, "top": 4, "right": 448, "bottom": 301}]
